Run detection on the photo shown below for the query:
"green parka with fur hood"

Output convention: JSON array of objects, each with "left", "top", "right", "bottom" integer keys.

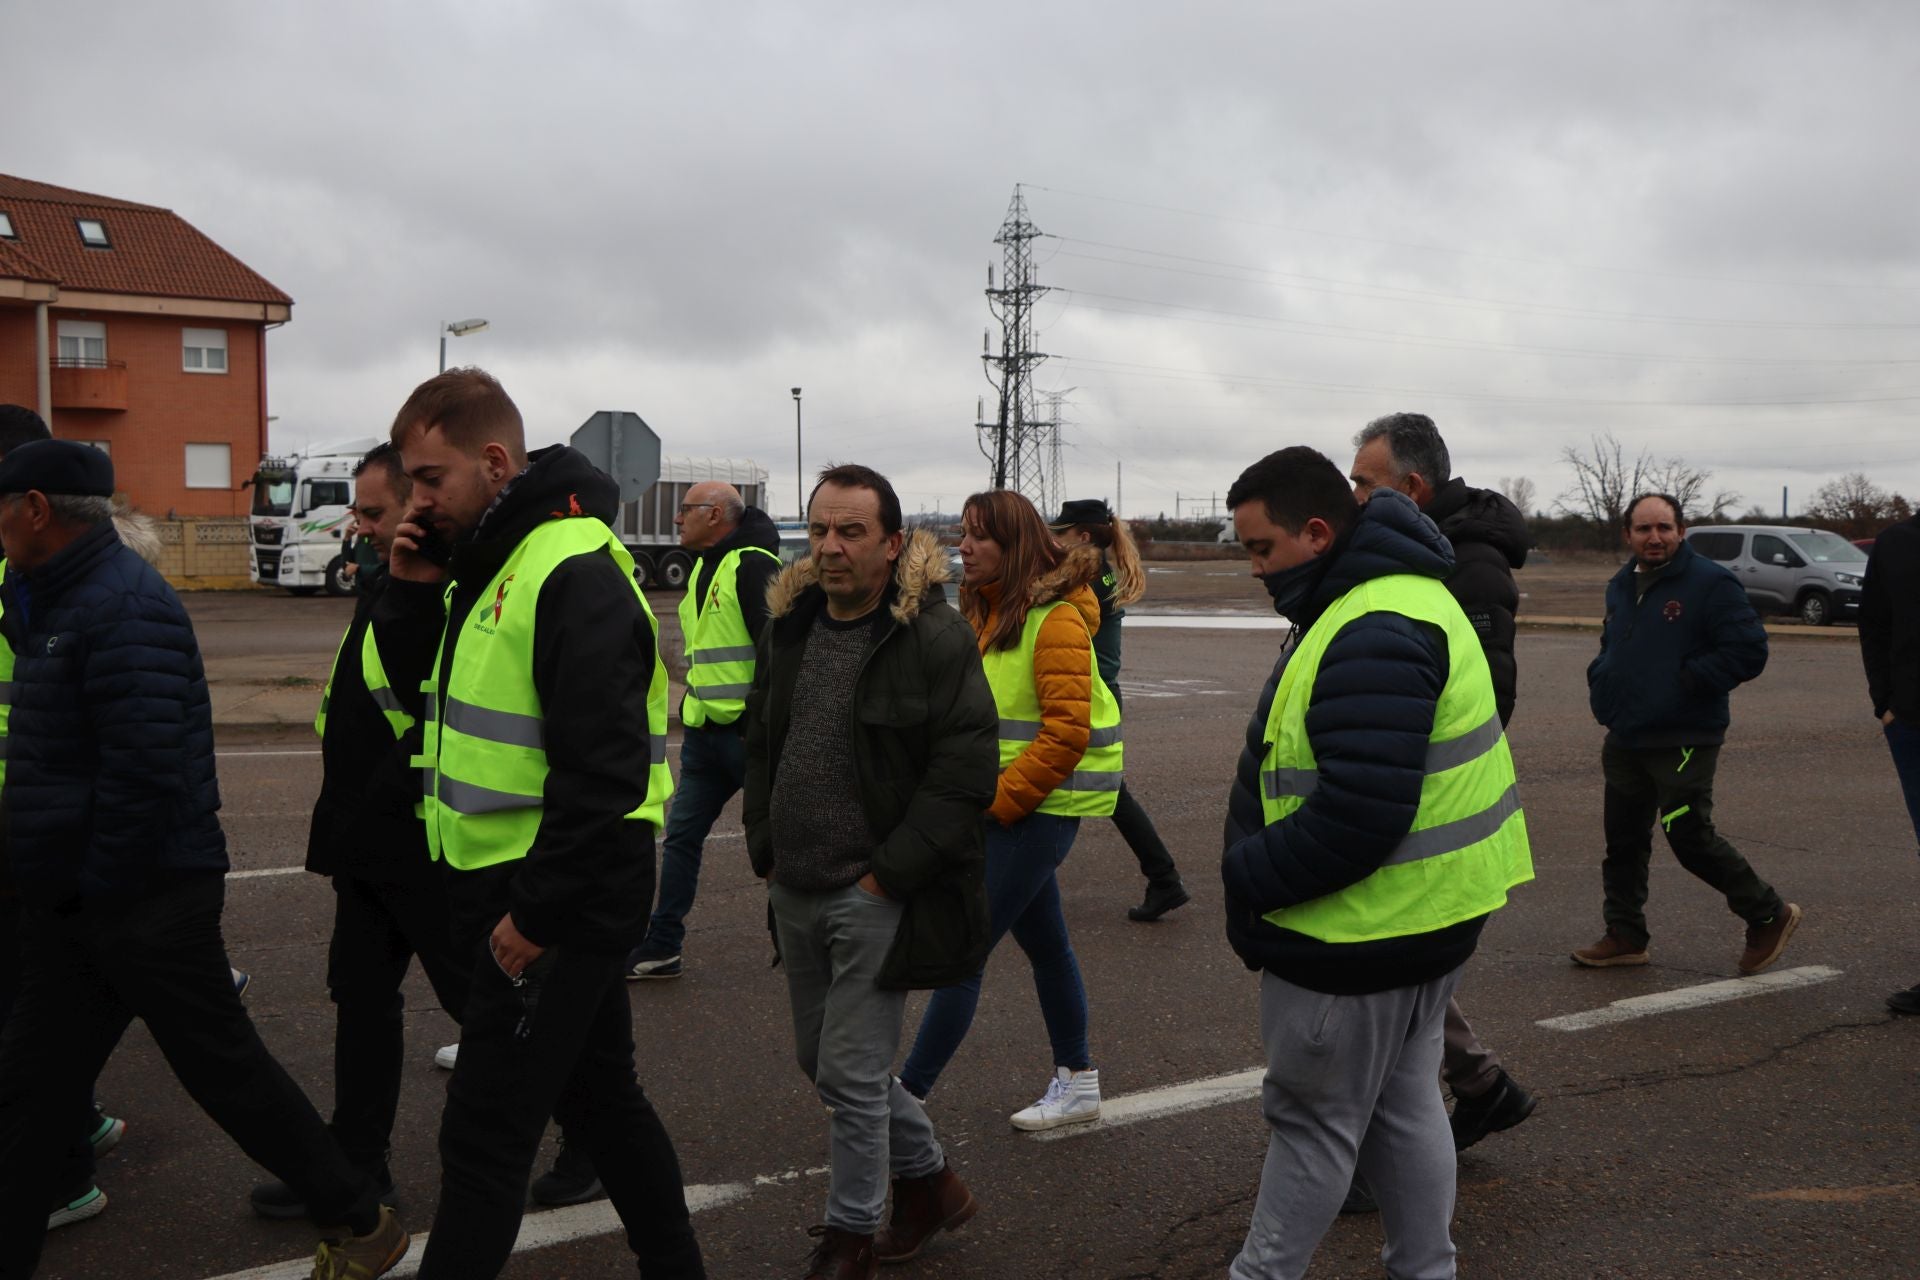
[{"left": 743, "top": 529, "right": 1000, "bottom": 988}]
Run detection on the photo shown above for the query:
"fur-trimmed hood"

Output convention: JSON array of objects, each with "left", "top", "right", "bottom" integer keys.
[
  {"left": 766, "top": 527, "right": 952, "bottom": 624},
  {"left": 967, "top": 541, "right": 1104, "bottom": 642}
]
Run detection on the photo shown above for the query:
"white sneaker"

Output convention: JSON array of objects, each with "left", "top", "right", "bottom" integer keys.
[
  {"left": 1009, "top": 1066, "right": 1100, "bottom": 1131},
  {"left": 434, "top": 1042, "right": 459, "bottom": 1070}
]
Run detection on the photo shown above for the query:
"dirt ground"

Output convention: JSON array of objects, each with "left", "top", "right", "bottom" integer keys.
[{"left": 1134, "top": 550, "right": 1623, "bottom": 618}]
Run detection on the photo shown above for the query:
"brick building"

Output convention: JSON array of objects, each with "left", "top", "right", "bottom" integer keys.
[{"left": 0, "top": 174, "right": 292, "bottom": 517}]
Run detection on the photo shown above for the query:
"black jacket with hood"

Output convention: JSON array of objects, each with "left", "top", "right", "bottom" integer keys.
[
  {"left": 743, "top": 530, "right": 1000, "bottom": 989},
  {"left": 379, "top": 444, "right": 658, "bottom": 951},
  {"left": 683, "top": 506, "right": 781, "bottom": 723},
  {"left": 1424, "top": 478, "right": 1529, "bottom": 726},
  {"left": 1221, "top": 490, "right": 1489, "bottom": 995},
  {"left": 1861, "top": 514, "right": 1920, "bottom": 726}
]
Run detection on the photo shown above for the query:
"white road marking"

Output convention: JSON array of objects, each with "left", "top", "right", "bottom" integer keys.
[
  {"left": 223, "top": 834, "right": 746, "bottom": 882},
  {"left": 1535, "top": 965, "right": 1844, "bottom": 1032},
  {"left": 1126, "top": 613, "right": 1289, "bottom": 630},
  {"left": 201, "top": 1181, "right": 750, "bottom": 1280},
  {"left": 1027, "top": 1067, "right": 1266, "bottom": 1142}
]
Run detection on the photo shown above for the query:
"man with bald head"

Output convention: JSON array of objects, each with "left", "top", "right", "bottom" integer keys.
[{"left": 625, "top": 479, "right": 781, "bottom": 982}]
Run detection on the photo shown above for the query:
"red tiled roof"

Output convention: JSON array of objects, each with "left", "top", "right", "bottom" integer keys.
[{"left": 0, "top": 174, "right": 293, "bottom": 307}]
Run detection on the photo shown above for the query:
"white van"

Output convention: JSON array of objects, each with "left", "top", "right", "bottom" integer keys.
[{"left": 1684, "top": 525, "right": 1867, "bottom": 626}]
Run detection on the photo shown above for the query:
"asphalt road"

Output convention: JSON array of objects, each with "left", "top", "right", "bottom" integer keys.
[{"left": 37, "top": 621, "right": 1919, "bottom": 1280}]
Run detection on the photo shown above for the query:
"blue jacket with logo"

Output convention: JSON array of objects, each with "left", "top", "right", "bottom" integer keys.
[
  {"left": 0, "top": 521, "right": 227, "bottom": 907},
  {"left": 1587, "top": 540, "right": 1768, "bottom": 749}
]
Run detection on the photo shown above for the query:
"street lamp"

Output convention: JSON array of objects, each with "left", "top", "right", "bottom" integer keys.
[
  {"left": 791, "top": 387, "right": 803, "bottom": 520},
  {"left": 439, "top": 318, "right": 490, "bottom": 372}
]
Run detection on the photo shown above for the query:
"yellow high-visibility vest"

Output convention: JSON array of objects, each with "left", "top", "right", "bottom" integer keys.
[
  {"left": 678, "top": 545, "right": 777, "bottom": 728},
  {"left": 981, "top": 600, "right": 1124, "bottom": 818}
]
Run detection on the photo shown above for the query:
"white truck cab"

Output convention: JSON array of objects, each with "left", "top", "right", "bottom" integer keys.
[{"left": 248, "top": 439, "right": 378, "bottom": 595}]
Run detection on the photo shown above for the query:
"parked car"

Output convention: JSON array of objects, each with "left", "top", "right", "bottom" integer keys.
[{"left": 1684, "top": 525, "right": 1868, "bottom": 626}]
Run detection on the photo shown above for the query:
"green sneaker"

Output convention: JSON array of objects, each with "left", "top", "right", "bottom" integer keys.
[
  {"left": 48, "top": 1184, "right": 107, "bottom": 1231},
  {"left": 311, "top": 1204, "right": 409, "bottom": 1279}
]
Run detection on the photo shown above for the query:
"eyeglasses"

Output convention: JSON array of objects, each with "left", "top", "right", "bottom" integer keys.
[{"left": 677, "top": 503, "right": 716, "bottom": 516}]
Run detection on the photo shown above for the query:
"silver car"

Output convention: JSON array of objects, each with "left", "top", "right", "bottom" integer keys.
[{"left": 1684, "top": 524, "right": 1867, "bottom": 626}]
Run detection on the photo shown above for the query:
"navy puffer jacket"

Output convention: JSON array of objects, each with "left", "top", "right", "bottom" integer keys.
[
  {"left": 1221, "top": 491, "right": 1488, "bottom": 995},
  {"left": 1, "top": 521, "right": 226, "bottom": 906}
]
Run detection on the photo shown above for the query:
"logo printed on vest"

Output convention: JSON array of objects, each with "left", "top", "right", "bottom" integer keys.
[
  {"left": 492, "top": 574, "right": 516, "bottom": 625},
  {"left": 1663, "top": 598, "right": 1684, "bottom": 623}
]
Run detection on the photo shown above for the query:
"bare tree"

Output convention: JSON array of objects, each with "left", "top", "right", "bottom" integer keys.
[
  {"left": 1556, "top": 433, "right": 1647, "bottom": 529},
  {"left": 1806, "top": 472, "right": 1913, "bottom": 538},
  {"left": 1558, "top": 432, "right": 1733, "bottom": 527},
  {"left": 1497, "top": 475, "right": 1537, "bottom": 516}
]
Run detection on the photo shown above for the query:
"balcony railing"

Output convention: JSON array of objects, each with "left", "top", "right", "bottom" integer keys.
[{"left": 49, "top": 358, "right": 128, "bottom": 411}]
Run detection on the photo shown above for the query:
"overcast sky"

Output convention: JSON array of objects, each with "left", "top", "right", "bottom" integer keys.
[{"left": 8, "top": 0, "right": 1918, "bottom": 522}]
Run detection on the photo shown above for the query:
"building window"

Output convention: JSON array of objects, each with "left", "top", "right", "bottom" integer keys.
[
  {"left": 183, "top": 327, "right": 229, "bottom": 373},
  {"left": 76, "top": 218, "right": 109, "bottom": 248},
  {"left": 76, "top": 440, "right": 111, "bottom": 457},
  {"left": 0, "top": 212, "right": 15, "bottom": 239},
  {"left": 55, "top": 320, "right": 107, "bottom": 368},
  {"left": 185, "top": 443, "right": 232, "bottom": 490}
]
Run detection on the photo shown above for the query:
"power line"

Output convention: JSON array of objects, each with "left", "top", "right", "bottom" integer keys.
[{"left": 1023, "top": 183, "right": 1920, "bottom": 295}]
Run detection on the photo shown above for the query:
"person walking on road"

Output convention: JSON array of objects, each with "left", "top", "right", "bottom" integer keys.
[
  {"left": 0, "top": 440, "right": 409, "bottom": 1280},
  {"left": 899, "top": 489, "right": 1118, "bottom": 1131},
  {"left": 1221, "top": 447, "right": 1533, "bottom": 1280},
  {"left": 1049, "top": 499, "right": 1190, "bottom": 923},
  {"left": 384, "top": 369, "right": 704, "bottom": 1279},
  {"left": 1576, "top": 493, "right": 1801, "bottom": 975},
  {"left": 1859, "top": 509, "right": 1920, "bottom": 1013},
  {"left": 626, "top": 480, "right": 781, "bottom": 980},
  {"left": 247, "top": 443, "right": 469, "bottom": 1223},
  {"left": 744, "top": 463, "right": 998, "bottom": 1280},
  {"left": 1348, "top": 414, "right": 1536, "bottom": 1156}
]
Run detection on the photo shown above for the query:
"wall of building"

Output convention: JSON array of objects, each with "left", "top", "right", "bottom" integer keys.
[{"left": 0, "top": 305, "right": 266, "bottom": 517}]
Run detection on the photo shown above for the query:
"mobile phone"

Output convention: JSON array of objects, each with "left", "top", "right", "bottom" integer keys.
[{"left": 413, "top": 526, "right": 454, "bottom": 568}]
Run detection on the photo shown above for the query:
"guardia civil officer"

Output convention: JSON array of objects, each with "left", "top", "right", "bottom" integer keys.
[
  {"left": 383, "top": 369, "right": 704, "bottom": 1278},
  {"left": 1221, "top": 447, "right": 1533, "bottom": 1279}
]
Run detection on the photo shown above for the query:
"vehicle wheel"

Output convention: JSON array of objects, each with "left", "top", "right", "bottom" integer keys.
[
  {"left": 325, "top": 556, "right": 354, "bottom": 597},
  {"left": 1797, "top": 591, "right": 1832, "bottom": 627},
  {"left": 659, "top": 551, "right": 693, "bottom": 590},
  {"left": 630, "top": 551, "right": 654, "bottom": 589}
]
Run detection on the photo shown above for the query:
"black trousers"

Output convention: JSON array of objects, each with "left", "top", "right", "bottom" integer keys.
[
  {"left": 419, "top": 936, "right": 703, "bottom": 1279},
  {"left": 326, "top": 873, "right": 469, "bottom": 1169},
  {"left": 0, "top": 875, "right": 378, "bottom": 1279},
  {"left": 1600, "top": 742, "right": 1786, "bottom": 948},
  {"left": 1107, "top": 687, "right": 1179, "bottom": 885},
  {"left": 0, "top": 897, "right": 96, "bottom": 1205}
]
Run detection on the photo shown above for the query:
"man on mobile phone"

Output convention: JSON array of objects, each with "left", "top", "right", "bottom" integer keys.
[{"left": 382, "top": 369, "right": 704, "bottom": 1279}]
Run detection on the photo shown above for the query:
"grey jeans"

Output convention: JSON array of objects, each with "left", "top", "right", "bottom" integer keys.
[
  {"left": 1232, "top": 967, "right": 1463, "bottom": 1280},
  {"left": 770, "top": 880, "right": 945, "bottom": 1234}
]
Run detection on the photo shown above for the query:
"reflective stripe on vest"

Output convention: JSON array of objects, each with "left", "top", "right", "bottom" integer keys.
[
  {"left": 315, "top": 619, "right": 417, "bottom": 741},
  {"left": 416, "top": 518, "right": 674, "bottom": 871},
  {"left": 981, "top": 599, "right": 1124, "bottom": 818},
  {"left": 677, "top": 545, "right": 777, "bottom": 728},
  {"left": 1258, "top": 573, "right": 1532, "bottom": 943}
]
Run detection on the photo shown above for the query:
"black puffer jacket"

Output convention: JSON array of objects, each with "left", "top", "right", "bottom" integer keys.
[
  {"left": 306, "top": 566, "right": 441, "bottom": 881},
  {"left": 1, "top": 522, "right": 226, "bottom": 907},
  {"left": 1221, "top": 491, "right": 1488, "bottom": 995},
  {"left": 1424, "top": 478, "right": 1528, "bottom": 726},
  {"left": 379, "top": 445, "right": 660, "bottom": 951},
  {"left": 744, "top": 531, "right": 1000, "bottom": 989},
  {"left": 1861, "top": 515, "right": 1920, "bottom": 725}
]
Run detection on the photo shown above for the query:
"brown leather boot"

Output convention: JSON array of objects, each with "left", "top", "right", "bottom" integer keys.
[
  {"left": 802, "top": 1225, "right": 876, "bottom": 1280},
  {"left": 1738, "top": 902, "right": 1802, "bottom": 975},
  {"left": 1570, "top": 928, "right": 1649, "bottom": 968},
  {"left": 874, "top": 1163, "right": 978, "bottom": 1265}
]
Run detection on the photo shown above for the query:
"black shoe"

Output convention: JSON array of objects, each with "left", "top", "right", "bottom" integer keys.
[
  {"left": 1127, "top": 879, "right": 1191, "bottom": 923},
  {"left": 249, "top": 1167, "right": 397, "bottom": 1221},
  {"left": 530, "top": 1140, "right": 605, "bottom": 1207},
  {"left": 1339, "top": 1174, "right": 1377, "bottom": 1215},
  {"left": 1450, "top": 1069, "right": 1538, "bottom": 1152},
  {"left": 1887, "top": 984, "right": 1920, "bottom": 1016}
]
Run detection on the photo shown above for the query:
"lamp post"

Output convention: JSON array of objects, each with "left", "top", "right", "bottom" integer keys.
[
  {"left": 791, "top": 386, "right": 803, "bottom": 520},
  {"left": 439, "top": 318, "right": 490, "bottom": 373}
]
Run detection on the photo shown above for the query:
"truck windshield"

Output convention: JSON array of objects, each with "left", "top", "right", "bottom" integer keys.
[
  {"left": 252, "top": 472, "right": 295, "bottom": 517},
  {"left": 1788, "top": 531, "right": 1867, "bottom": 564}
]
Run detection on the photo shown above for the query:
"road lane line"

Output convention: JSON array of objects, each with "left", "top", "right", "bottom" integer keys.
[
  {"left": 1535, "top": 965, "right": 1843, "bottom": 1032},
  {"left": 201, "top": 1181, "right": 750, "bottom": 1280},
  {"left": 1027, "top": 1067, "right": 1267, "bottom": 1142}
]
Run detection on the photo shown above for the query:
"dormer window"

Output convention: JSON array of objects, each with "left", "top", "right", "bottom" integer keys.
[
  {"left": 76, "top": 218, "right": 109, "bottom": 248},
  {"left": 0, "top": 212, "right": 15, "bottom": 239}
]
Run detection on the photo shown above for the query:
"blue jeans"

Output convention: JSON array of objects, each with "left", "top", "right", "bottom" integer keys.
[
  {"left": 639, "top": 723, "right": 747, "bottom": 956},
  {"left": 1887, "top": 720, "right": 1920, "bottom": 850},
  {"left": 900, "top": 811, "right": 1089, "bottom": 1098}
]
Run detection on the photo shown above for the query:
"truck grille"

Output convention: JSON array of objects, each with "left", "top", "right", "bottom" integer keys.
[
  {"left": 253, "top": 525, "right": 284, "bottom": 546},
  {"left": 254, "top": 549, "right": 282, "bottom": 579}
]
